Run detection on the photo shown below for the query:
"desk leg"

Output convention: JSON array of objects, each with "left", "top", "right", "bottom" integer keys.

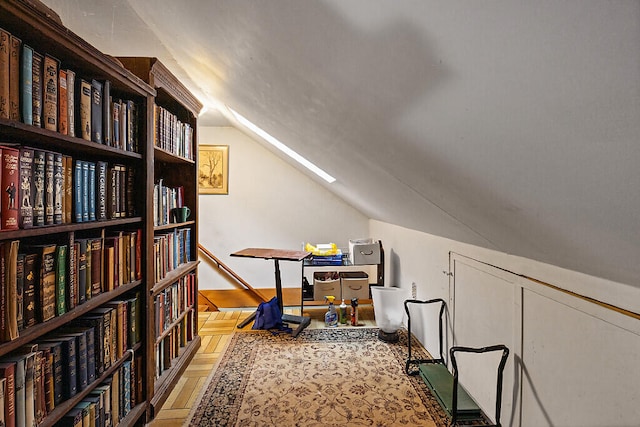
[{"left": 274, "top": 259, "right": 284, "bottom": 312}]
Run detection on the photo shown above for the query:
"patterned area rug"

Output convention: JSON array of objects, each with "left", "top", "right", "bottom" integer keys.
[{"left": 186, "top": 327, "right": 483, "bottom": 426}]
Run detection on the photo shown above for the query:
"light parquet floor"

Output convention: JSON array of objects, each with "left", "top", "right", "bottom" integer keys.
[{"left": 148, "top": 305, "right": 376, "bottom": 426}]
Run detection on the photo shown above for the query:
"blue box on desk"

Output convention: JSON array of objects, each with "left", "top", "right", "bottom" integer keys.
[{"left": 310, "top": 254, "right": 344, "bottom": 266}]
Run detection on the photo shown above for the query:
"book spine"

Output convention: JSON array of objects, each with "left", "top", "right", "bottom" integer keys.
[
  {"left": 107, "top": 165, "right": 117, "bottom": 219},
  {"left": 119, "top": 99, "right": 126, "bottom": 151},
  {"left": 42, "top": 54, "right": 59, "bottom": 131},
  {"left": 66, "top": 70, "right": 75, "bottom": 137},
  {"left": 1, "top": 147, "right": 19, "bottom": 230},
  {"left": 78, "top": 79, "right": 91, "bottom": 140},
  {"left": 81, "top": 160, "right": 89, "bottom": 222},
  {"left": 69, "top": 333, "right": 88, "bottom": 391},
  {"left": 73, "top": 160, "right": 82, "bottom": 223},
  {"left": 68, "top": 240, "right": 77, "bottom": 310},
  {"left": 89, "top": 239, "right": 102, "bottom": 297},
  {"left": 53, "top": 152, "right": 63, "bottom": 224},
  {"left": 0, "top": 364, "right": 16, "bottom": 427},
  {"left": 83, "top": 327, "right": 96, "bottom": 384},
  {"left": 3, "top": 241, "right": 18, "bottom": 341},
  {"left": 90, "top": 79, "right": 102, "bottom": 143},
  {"left": 31, "top": 50, "right": 43, "bottom": 128},
  {"left": 58, "top": 69, "right": 68, "bottom": 135},
  {"left": 118, "top": 165, "right": 125, "bottom": 218},
  {"left": 76, "top": 239, "right": 87, "bottom": 305},
  {"left": 55, "top": 245, "right": 67, "bottom": 316},
  {"left": 23, "top": 353, "right": 35, "bottom": 427},
  {"left": 22, "top": 253, "right": 37, "bottom": 329},
  {"left": 122, "top": 361, "right": 131, "bottom": 415},
  {"left": 64, "top": 155, "right": 72, "bottom": 223},
  {"left": 32, "top": 150, "right": 45, "bottom": 226},
  {"left": 47, "top": 343, "right": 63, "bottom": 405},
  {"left": 41, "top": 348, "right": 53, "bottom": 414},
  {"left": 102, "top": 80, "right": 111, "bottom": 146},
  {"left": 0, "top": 28, "right": 9, "bottom": 119},
  {"left": 88, "top": 161, "right": 96, "bottom": 221},
  {"left": 44, "top": 151, "right": 54, "bottom": 225},
  {"left": 97, "top": 161, "right": 107, "bottom": 221},
  {"left": 16, "top": 253, "right": 24, "bottom": 333},
  {"left": 38, "top": 244, "right": 57, "bottom": 323},
  {"left": 112, "top": 101, "right": 120, "bottom": 148},
  {"left": 18, "top": 147, "right": 34, "bottom": 228},
  {"left": 136, "top": 227, "right": 142, "bottom": 280},
  {"left": 126, "top": 165, "right": 135, "bottom": 217},
  {"left": 8, "top": 35, "right": 21, "bottom": 121},
  {"left": 60, "top": 337, "right": 77, "bottom": 398},
  {"left": 20, "top": 44, "right": 33, "bottom": 125}
]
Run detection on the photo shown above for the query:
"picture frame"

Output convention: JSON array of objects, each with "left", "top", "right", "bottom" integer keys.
[{"left": 198, "top": 145, "right": 229, "bottom": 194}]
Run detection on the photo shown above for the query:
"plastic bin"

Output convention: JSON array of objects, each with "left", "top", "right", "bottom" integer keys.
[{"left": 340, "top": 271, "right": 369, "bottom": 301}]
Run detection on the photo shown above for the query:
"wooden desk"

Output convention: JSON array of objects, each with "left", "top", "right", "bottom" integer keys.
[{"left": 231, "top": 248, "right": 312, "bottom": 337}]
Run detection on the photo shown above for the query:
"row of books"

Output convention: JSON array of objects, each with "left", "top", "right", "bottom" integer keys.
[
  {"left": 0, "top": 145, "right": 136, "bottom": 231},
  {"left": 153, "top": 228, "right": 192, "bottom": 283},
  {"left": 0, "top": 27, "right": 140, "bottom": 152},
  {"left": 60, "top": 357, "right": 140, "bottom": 427},
  {"left": 154, "top": 273, "right": 196, "bottom": 337},
  {"left": 153, "top": 179, "right": 185, "bottom": 226},
  {"left": 0, "top": 231, "right": 141, "bottom": 343},
  {"left": 155, "top": 309, "right": 196, "bottom": 379},
  {"left": 154, "top": 104, "right": 194, "bottom": 160},
  {"left": 0, "top": 296, "right": 141, "bottom": 427}
]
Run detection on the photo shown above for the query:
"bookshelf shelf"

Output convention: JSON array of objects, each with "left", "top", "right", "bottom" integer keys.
[
  {"left": 154, "top": 146, "right": 196, "bottom": 165},
  {"left": 154, "top": 220, "right": 196, "bottom": 233},
  {"left": 155, "top": 307, "right": 195, "bottom": 344},
  {"left": 0, "top": 117, "right": 145, "bottom": 160},
  {"left": 0, "top": 217, "right": 144, "bottom": 240},
  {"left": 151, "top": 260, "right": 200, "bottom": 297}
]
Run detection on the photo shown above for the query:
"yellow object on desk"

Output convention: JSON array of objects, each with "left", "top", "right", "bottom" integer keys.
[{"left": 305, "top": 242, "right": 339, "bottom": 256}]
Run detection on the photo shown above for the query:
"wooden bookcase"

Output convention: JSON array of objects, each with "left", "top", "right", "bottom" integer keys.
[
  {"left": 0, "top": 0, "right": 201, "bottom": 427},
  {"left": 116, "top": 57, "right": 202, "bottom": 418},
  {"left": 0, "top": 0, "right": 156, "bottom": 427}
]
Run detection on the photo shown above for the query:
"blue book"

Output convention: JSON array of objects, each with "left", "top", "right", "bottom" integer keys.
[
  {"left": 21, "top": 44, "right": 33, "bottom": 125},
  {"left": 58, "top": 332, "right": 88, "bottom": 391},
  {"left": 122, "top": 360, "right": 131, "bottom": 415},
  {"left": 88, "top": 161, "right": 96, "bottom": 221},
  {"left": 185, "top": 228, "right": 191, "bottom": 261},
  {"left": 82, "top": 160, "right": 89, "bottom": 222},
  {"left": 74, "top": 160, "right": 83, "bottom": 222}
]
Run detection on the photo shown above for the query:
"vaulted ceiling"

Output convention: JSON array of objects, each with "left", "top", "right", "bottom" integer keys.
[{"left": 41, "top": 0, "right": 640, "bottom": 286}]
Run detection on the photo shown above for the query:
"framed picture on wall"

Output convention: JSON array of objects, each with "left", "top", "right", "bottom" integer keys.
[{"left": 198, "top": 145, "right": 229, "bottom": 194}]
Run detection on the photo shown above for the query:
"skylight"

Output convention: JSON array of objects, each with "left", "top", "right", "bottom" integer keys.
[{"left": 228, "top": 108, "right": 336, "bottom": 184}]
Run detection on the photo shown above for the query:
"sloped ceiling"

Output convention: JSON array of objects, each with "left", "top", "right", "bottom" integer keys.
[{"left": 41, "top": 0, "right": 640, "bottom": 286}]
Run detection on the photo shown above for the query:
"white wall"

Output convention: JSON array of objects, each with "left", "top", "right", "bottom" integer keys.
[
  {"left": 371, "top": 219, "right": 640, "bottom": 426},
  {"left": 198, "top": 126, "right": 370, "bottom": 290}
]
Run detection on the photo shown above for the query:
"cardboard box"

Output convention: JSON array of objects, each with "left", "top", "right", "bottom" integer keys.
[
  {"left": 340, "top": 271, "right": 369, "bottom": 301},
  {"left": 348, "top": 239, "right": 380, "bottom": 265}
]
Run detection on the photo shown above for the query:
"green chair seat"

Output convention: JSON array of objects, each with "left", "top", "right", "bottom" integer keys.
[{"left": 418, "top": 363, "right": 482, "bottom": 420}]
